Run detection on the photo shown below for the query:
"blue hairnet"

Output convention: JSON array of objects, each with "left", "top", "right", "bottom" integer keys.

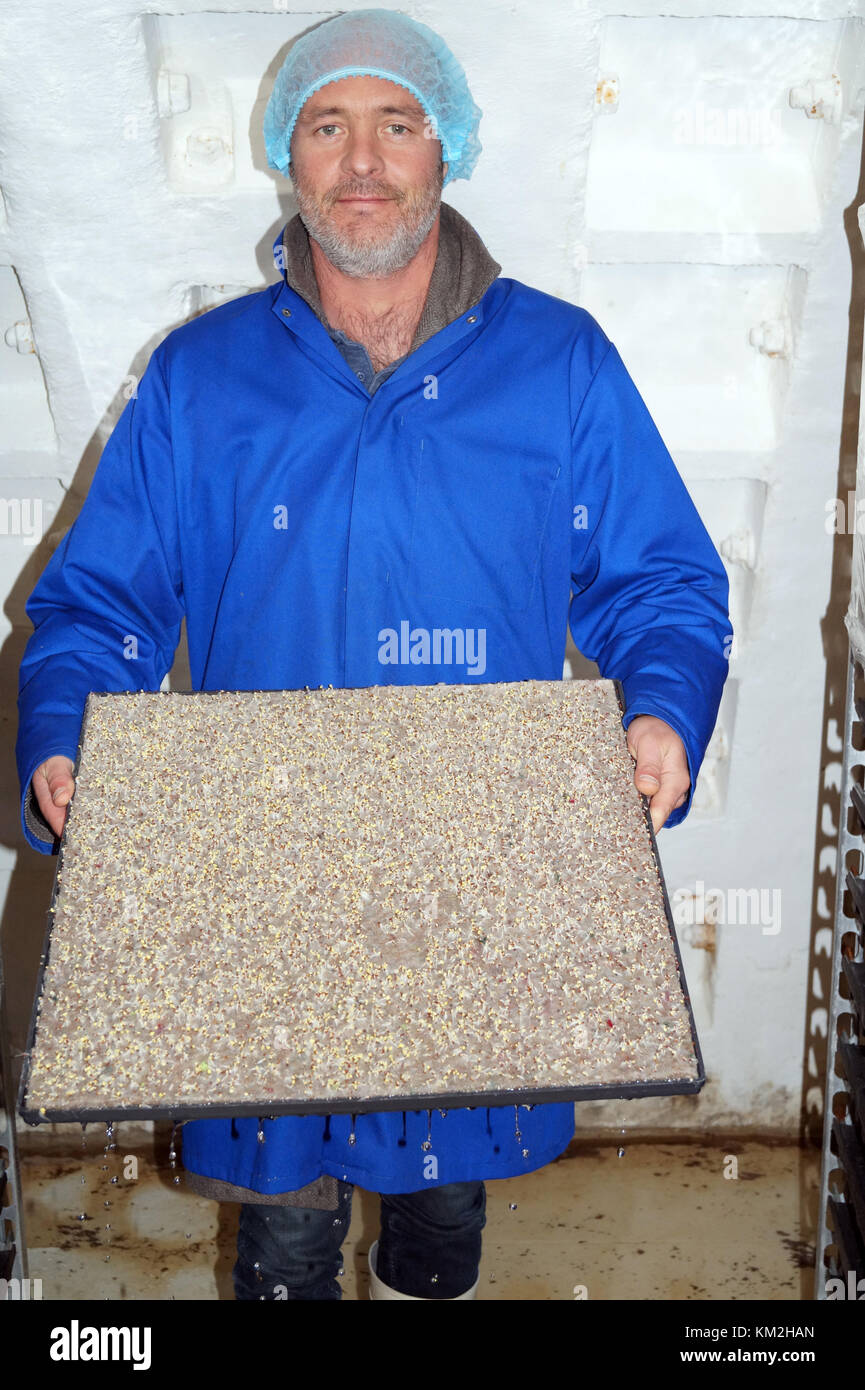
[{"left": 263, "top": 8, "right": 482, "bottom": 186}]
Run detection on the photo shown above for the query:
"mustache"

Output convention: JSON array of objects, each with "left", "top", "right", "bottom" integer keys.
[{"left": 327, "top": 184, "right": 402, "bottom": 203}]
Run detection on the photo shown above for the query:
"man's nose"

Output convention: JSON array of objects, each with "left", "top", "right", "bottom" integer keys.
[{"left": 340, "top": 126, "right": 385, "bottom": 180}]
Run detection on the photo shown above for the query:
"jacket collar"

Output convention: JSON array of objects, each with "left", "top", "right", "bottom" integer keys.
[{"left": 272, "top": 200, "right": 501, "bottom": 355}]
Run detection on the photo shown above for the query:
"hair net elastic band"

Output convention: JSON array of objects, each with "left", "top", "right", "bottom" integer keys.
[{"left": 279, "top": 66, "right": 451, "bottom": 174}]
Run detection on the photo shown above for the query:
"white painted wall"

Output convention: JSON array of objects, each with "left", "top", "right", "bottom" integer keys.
[{"left": 1, "top": 0, "right": 863, "bottom": 1133}]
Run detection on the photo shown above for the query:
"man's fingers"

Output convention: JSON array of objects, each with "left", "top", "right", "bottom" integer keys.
[
  {"left": 644, "top": 772, "right": 691, "bottom": 833},
  {"left": 630, "top": 757, "right": 690, "bottom": 833},
  {"left": 634, "top": 760, "right": 661, "bottom": 792},
  {"left": 49, "top": 777, "right": 74, "bottom": 806},
  {"left": 33, "top": 757, "right": 76, "bottom": 839},
  {"left": 626, "top": 715, "right": 690, "bottom": 833},
  {"left": 33, "top": 785, "right": 66, "bottom": 839},
  {"left": 45, "top": 759, "right": 76, "bottom": 804},
  {"left": 649, "top": 796, "right": 675, "bottom": 834}
]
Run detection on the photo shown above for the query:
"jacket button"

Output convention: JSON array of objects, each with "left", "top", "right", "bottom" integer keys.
[{"left": 282, "top": 308, "right": 291, "bottom": 318}]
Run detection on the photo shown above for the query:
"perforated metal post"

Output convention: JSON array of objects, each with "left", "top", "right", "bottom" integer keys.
[
  {"left": 0, "top": 939, "right": 28, "bottom": 1288},
  {"left": 814, "top": 649, "right": 865, "bottom": 1297}
]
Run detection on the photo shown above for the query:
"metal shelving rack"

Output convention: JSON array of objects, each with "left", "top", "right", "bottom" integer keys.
[
  {"left": 815, "top": 650, "right": 865, "bottom": 1296},
  {"left": 816, "top": 200, "right": 865, "bottom": 1298},
  {"left": 0, "top": 940, "right": 28, "bottom": 1289},
  {"left": 816, "top": 191, "right": 865, "bottom": 1297},
  {"left": 815, "top": 649, "right": 865, "bottom": 1296}
]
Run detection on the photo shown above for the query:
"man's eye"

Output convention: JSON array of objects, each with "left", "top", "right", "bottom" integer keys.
[
  {"left": 316, "top": 125, "right": 339, "bottom": 136},
  {"left": 387, "top": 124, "right": 409, "bottom": 135}
]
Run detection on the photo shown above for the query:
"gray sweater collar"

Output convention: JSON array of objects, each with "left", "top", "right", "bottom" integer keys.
[{"left": 279, "top": 200, "right": 502, "bottom": 353}]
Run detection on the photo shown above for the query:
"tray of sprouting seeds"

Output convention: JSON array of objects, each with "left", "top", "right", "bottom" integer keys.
[{"left": 19, "top": 678, "right": 703, "bottom": 1124}]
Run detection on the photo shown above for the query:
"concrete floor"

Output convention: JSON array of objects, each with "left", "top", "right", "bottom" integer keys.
[{"left": 17, "top": 1123, "right": 818, "bottom": 1300}]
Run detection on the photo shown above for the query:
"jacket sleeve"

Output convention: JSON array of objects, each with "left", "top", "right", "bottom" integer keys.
[
  {"left": 568, "top": 339, "right": 732, "bottom": 829},
  {"left": 16, "top": 347, "right": 185, "bottom": 852}
]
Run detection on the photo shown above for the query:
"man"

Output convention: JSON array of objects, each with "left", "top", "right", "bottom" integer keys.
[{"left": 16, "top": 9, "right": 731, "bottom": 1300}]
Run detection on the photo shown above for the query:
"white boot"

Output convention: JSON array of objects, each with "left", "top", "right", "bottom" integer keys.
[{"left": 367, "top": 1240, "right": 478, "bottom": 1300}]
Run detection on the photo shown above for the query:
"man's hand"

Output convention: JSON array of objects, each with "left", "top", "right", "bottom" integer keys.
[
  {"left": 626, "top": 715, "right": 690, "bottom": 834},
  {"left": 32, "top": 755, "right": 76, "bottom": 839}
]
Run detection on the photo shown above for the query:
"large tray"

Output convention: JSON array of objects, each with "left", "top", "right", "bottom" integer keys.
[{"left": 19, "top": 679, "right": 704, "bottom": 1123}]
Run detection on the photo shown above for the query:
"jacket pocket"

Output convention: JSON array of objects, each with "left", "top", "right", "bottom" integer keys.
[{"left": 407, "top": 434, "right": 561, "bottom": 613}]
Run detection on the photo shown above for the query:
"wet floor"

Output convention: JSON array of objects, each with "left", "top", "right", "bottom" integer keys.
[{"left": 18, "top": 1127, "right": 818, "bottom": 1300}]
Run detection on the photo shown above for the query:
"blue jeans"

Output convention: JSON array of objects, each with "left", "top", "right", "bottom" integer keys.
[{"left": 233, "top": 1178, "right": 486, "bottom": 1300}]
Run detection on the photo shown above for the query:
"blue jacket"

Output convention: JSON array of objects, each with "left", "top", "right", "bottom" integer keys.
[{"left": 16, "top": 223, "right": 731, "bottom": 1193}]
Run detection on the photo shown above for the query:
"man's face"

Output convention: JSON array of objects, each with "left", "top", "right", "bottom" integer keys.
[{"left": 289, "top": 75, "right": 448, "bottom": 278}]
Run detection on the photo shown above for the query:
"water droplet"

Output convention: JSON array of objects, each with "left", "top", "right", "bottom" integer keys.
[
  {"left": 80, "top": 1176, "right": 86, "bottom": 1185},
  {"left": 103, "top": 1200, "right": 111, "bottom": 1209},
  {"left": 489, "top": 1273, "right": 497, "bottom": 1283},
  {"left": 337, "top": 1265, "right": 345, "bottom": 1276},
  {"left": 421, "top": 1139, "right": 431, "bottom": 1151},
  {"left": 172, "top": 1176, "right": 180, "bottom": 1185},
  {"left": 522, "top": 1148, "right": 530, "bottom": 1158},
  {"left": 509, "top": 1203, "right": 517, "bottom": 1211},
  {"left": 110, "top": 1176, "right": 119, "bottom": 1185},
  {"left": 617, "top": 1146, "right": 625, "bottom": 1158},
  {"left": 77, "top": 1213, "right": 87, "bottom": 1221},
  {"left": 104, "top": 1224, "right": 111, "bottom": 1230},
  {"left": 185, "top": 1232, "right": 192, "bottom": 1239},
  {"left": 430, "top": 1273, "right": 439, "bottom": 1283},
  {"left": 253, "top": 1262, "right": 261, "bottom": 1270},
  {"left": 104, "top": 1255, "right": 110, "bottom": 1263},
  {"left": 332, "top": 1218, "right": 342, "bottom": 1226}
]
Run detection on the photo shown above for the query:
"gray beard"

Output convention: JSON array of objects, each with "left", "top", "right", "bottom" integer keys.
[{"left": 292, "top": 173, "right": 442, "bottom": 279}]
